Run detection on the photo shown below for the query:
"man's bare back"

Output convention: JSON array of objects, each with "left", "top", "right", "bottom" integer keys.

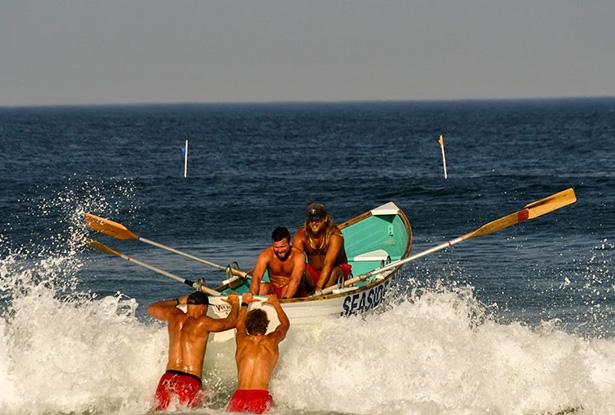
[
  {"left": 149, "top": 293, "right": 239, "bottom": 376},
  {"left": 148, "top": 292, "right": 239, "bottom": 410},
  {"left": 235, "top": 330, "right": 280, "bottom": 389},
  {"left": 226, "top": 293, "right": 289, "bottom": 413},
  {"left": 164, "top": 310, "right": 214, "bottom": 376}
]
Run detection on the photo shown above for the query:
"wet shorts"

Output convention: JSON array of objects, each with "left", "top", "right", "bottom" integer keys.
[
  {"left": 226, "top": 389, "right": 273, "bottom": 414},
  {"left": 271, "top": 283, "right": 285, "bottom": 298},
  {"left": 305, "top": 262, "right": 352, "bottom": 286},
  {"left": 154, "top": 370, "right": 203, "bottom": 411}
]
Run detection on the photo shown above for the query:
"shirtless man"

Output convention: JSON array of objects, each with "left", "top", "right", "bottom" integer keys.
[
  {"left": 226, "top": 293, "right": 290, "bottom": 414},
  {"left": 293, "top": 202, "right": 352, "bottom": 295},
  {"left": 147, "top": 291, "right": 239, "bottom": 411},
  {"left": 249, "top": 226, "right": 305, "bottom": 299}
]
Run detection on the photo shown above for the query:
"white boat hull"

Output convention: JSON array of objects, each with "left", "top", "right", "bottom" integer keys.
[{"left": 207, "top": 268, "right": 399, "bottom": 342}]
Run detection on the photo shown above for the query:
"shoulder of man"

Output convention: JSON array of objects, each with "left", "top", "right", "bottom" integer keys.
[
  {"left": 259, "top": 246, "right": 275, "bottom": 259},
  {"left": 330, "top": 226, "right": 343, "bottom": 237},
  {"left": 194, "top": 314, "right": 218, "bottom": 329}
]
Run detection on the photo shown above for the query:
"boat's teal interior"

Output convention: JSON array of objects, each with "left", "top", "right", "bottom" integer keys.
[
  {"left": 343, "top": 213, "right": 410, "bottom": 277},
  {"left": 222, "top": 212, "right": 410, "bottom": 294}
]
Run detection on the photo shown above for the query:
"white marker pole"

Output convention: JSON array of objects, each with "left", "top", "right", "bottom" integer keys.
[
  {"left": 183, "top": 139, "right": 189, "bottom": 178},
  {"left": 438, "top": 134, "right": 448, "bottom": 179}
]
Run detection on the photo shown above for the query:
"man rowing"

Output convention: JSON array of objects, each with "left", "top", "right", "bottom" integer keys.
[
  {"left": 293, "top": 202, "right": 351, "bottom": 295},
  {"left": 227, "top": 293, "right": 290, "bottom": 414},
  {"left": 147, "top": 291, "right": 239, "bottom": 410},
  {"left": 249, "top": 226, "right": 305, "bottom": 299}
]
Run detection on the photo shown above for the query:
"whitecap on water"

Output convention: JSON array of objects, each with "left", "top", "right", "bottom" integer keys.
[
  {"left": 0, "top": 249, "right": 165, "bottom": 415},
  {"left": 272, "top": 283, "right": 615, "bottom": 415}
]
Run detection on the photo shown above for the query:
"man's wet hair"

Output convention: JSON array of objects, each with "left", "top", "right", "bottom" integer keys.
[
  {"left": 245, "top": 309, "right": 269, "bottom": 335},
  {"left": 271, "top": 226, "right": 291, "bottom": 242},
  {"left": 187, "top": 291, "right": 209, "bottom": 306}
]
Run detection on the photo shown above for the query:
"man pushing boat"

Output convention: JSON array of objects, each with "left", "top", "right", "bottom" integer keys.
[
  {"left": 147, "top": 291, "right": 239, "bottom": 410},
  {"left": 227, "top": 293, "right": 290, "bottom": 414},
  {"left": 293, "top": 202, "right": 352, "bottom": 295}
]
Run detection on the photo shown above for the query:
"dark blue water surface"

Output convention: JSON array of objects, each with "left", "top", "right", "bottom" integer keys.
[{"left": 1, "top": 98, "right": 614, "bottom": 336}]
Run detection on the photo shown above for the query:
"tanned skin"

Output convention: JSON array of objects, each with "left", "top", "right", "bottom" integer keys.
[
  {"left": 249, "top": 237, "right": 305, "bottom": 299},
  {"left": 293, "top": 217, "right": 346, "bottom": 292},
  {"left": 234, "top": 293, "right": 290, "bottom": 390},
  {"left": 147, "top": 293, "right": 239, "bottom": 377}
]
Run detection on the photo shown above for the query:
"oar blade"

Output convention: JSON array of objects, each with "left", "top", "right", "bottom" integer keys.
[
  {"left": 85, "top": 213, "right": 138, "bottom": 240},
  {"left": 85, "top": 238, "right": 122, "bottom": 257},
  {"left": 467, "top": 212, "right": 519, "bottom": 239},
  {"left": 466, "top": 188, "right": 576, "bottom": 239},
  {"left": 525, "top": 187, "right": 577, "bottom": 219}
]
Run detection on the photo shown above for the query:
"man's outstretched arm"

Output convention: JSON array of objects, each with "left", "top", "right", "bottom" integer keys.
[
  {"left": 203, "top": 293, "right": 240, "bottom": 332},
  {"left": 267, "top": 294, "right": 290, "bottom": 342},
  {"left": 147, "top": 295, "right": 186, "bottom": 321}
]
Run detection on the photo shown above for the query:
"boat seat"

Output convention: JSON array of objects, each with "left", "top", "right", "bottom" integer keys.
[{"left": 352, "top": 249, "right": 390, "bottom": 262}]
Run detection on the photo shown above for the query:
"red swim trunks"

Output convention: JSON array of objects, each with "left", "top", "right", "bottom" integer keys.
[
  {"left": 227, "top": 389, "right": 273, "bottom": 414},
  {"left": 154, "top": 370, "right": 203, "bottom": 411},
  {"left": 271, "top": 283, "right": 286, "bottom": 298},
  {"left": 305, "top": 263, "right": 352, "bottom": 286}
]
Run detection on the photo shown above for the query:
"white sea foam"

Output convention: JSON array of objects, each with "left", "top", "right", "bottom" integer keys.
[
  {"left": 1, "top": 249, "right": 615, "bottom": 415},
  {"left": 0, "top": 252, "right": 166, "bottom": 415},
  {"left": 273, "top": 285, "right": 615, "bottom": 415}
]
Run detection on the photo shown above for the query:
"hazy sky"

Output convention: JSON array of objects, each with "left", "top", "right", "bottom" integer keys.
[{"left": 1, "top": 0, "right": 614, "bottom": 106}]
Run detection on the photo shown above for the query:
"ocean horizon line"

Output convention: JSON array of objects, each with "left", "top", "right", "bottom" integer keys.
[{"left": 2, "top": 94, "right": 615, "bottom": 111}]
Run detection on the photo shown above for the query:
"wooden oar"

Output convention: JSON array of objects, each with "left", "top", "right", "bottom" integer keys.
[
  {"left": 321, "top": 188, "right": 577, "bottom": 295},
  {"left": 85, "top": 237, "right": 221, "bottom": 296},
  {"left": 85, "top": 213, "right": 249, "bottom": 279}
]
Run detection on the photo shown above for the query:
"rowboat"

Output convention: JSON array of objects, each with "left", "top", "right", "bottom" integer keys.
[
  {"left": 206, "top": 201, "right": 413, "bottom": 341},
  {"left": 84, "top": 188, "right": 576, "bottom": 342}
]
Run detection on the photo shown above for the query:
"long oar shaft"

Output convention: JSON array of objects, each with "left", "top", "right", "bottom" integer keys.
[
  {"left": 85, "top": 213, "right": 248, "bottom": 278},
  {"left": 138, "top": 237, "right": 226, "bottom": 271},
  {"left": 325, "top": 238, "right": 462, "bottom": 293},
  {"left": 135, "top": 237, "right": 249, "bottom": 279},
  {"left": 86, "top": 238, "right": 220, "bottom": 296},
  {"left": 322, "top": 188, "right": 576, "bottom": 295}
]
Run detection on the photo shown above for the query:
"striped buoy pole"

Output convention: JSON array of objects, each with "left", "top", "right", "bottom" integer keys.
[{"left": 438, "top": 134, "right": 448, "bottom": 179}]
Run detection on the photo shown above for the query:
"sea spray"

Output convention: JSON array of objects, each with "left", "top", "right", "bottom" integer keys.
[
  {"left": 0, "top": 318, "right": 17, "bottom": 410},
  {"left": 5, "top": 177, "right": 137, "bottom": 256},
  {"left": 0, "top": 182, "right": 167, "bottom": 414},
  {"left": 2, "top": 254, "right": 615, "bottom": 414},
  {"left": 0, "top": 249, "right": 164, "bottom": 415},
  {"left": 535, "top": 238, "right": 615, "bottom": 338},
  {"left": 0, "top": 187, "right": 162, "bottom": 415},
  {"left": 272, "top": 283, "right": 615, "bottom": 415}
]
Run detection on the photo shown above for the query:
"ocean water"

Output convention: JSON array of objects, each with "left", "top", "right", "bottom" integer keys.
[{"left": 0, "top": 98, "right": 614, "bottom": 414}]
